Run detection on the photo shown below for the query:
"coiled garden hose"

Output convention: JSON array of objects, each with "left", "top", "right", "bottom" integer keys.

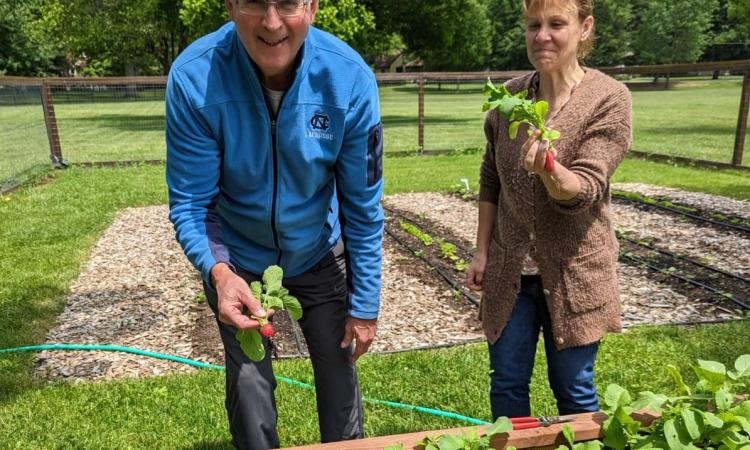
[{"left": 0, "top": 344, "right": 491, "bottom": 425}]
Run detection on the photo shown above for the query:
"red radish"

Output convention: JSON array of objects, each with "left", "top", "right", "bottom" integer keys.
[
  {"left": 544, "top": 150, "right": 555, "bottom": 172},
  {"left": 259, "top": 323, "right": 276, "bottom": 338}
]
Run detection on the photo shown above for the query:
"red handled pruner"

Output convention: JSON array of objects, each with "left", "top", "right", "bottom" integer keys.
[{"left": 510, "top": 415, "right": 576, "bottom": 430}]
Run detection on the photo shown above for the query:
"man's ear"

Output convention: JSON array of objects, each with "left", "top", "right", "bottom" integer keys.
[
  {"left": 225, "top": 0, "right": 234, "bottom": 17},
  {"left": 308, "top": 0, "right": 319, "bottom": 22}
]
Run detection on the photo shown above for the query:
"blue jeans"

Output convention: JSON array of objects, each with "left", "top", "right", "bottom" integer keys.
[{"left": 488, "top": 275, "right": 600, "bottom": 419}]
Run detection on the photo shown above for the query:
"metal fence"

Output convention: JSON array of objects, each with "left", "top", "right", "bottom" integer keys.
[{"left": 1, "top": 61, "right": 749, "bottom": 194}]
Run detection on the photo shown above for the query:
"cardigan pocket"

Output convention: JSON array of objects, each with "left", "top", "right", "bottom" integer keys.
[
  {"left": 480, "top": 237, "right": 523, "bottom": 315},
  {"left": 561, "top": 248, "right": 618, "bottom": 314}
]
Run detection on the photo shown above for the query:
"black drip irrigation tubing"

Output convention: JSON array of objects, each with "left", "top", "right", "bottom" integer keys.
[
  {"left": 619, "top": 253, "right": 750, "bottom": 310},
  {"left": 383, "top": 205, "right": 474, "bottom": 255},
  {"left": 617, "top": 232, "right": 750, "bottom": 285},
  {"left": 613, "top": 195, "right": 750, "bottom": 235},
  {"left": 383, "top": 224, "right": 480, "bottom": 307}
]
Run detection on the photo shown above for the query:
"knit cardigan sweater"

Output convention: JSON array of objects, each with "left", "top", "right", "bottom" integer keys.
[{"left": 478, "top": 68, "right": 632, "bottom": 350}]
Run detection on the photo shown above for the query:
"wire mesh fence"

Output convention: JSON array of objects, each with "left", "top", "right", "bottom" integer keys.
[
  {"left": 1, "top": 61, "right": 749, "bottom": 193},
  {"left": 0, "top": 80, "right": 51, "bottom": 192}
]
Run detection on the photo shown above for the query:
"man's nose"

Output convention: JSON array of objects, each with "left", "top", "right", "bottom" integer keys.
[{"left": 262, "top": 2, "right": 284, "bottom": 28}]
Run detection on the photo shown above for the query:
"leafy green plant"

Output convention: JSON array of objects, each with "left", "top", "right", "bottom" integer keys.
[
  {"left": 482, "top": 78, "right": 561, "bottom": 145},
  {"left": 235, "top": 265, "right": 302, "bottom": 362},
  {"left": 438, "top": 239, "right": 459, "bottom": 261},
  {"left": 555, "top": 423, "right": 603, "bottom": 450},
  {"left": 401, "top": 221, "right": 434, "bottom": 246},
  {"left": 386, "top": 417, "right": 514, "bottom": 450},
  {"left": 437, "top": 239, "right": 468, "bottom": 272},
  {"left": 600, "top": 354, "right": 750, "bottom": 450},
  {"left": 446, "top": 179, "right": 478, "bottom": 202}
]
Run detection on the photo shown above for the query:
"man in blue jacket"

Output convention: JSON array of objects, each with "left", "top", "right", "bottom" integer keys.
[{"left": 165, "top": 0, "right": 383, "bottom": 448}]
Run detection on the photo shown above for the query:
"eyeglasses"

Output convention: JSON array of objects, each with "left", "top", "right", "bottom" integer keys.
[{"left": 236, "top": 0, "right": 309, "bottom": 17}]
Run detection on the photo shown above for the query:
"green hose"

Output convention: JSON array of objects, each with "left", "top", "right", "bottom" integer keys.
[{"left": 0, "top": 344, "right": 491, "bottom": 425}]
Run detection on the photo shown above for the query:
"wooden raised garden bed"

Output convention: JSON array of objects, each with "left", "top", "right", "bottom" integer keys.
[{"left": 283, "top": 411, "right": 659, "bottom": 450}]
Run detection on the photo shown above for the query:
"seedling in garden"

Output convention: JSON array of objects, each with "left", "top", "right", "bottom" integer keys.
[
  {"left": 482, "top": 78, "right": 559, "bottom": 172},
  {"left": 401, "top": 221, "right": 434, "bottom": 246},
  {"left": 235, "top": 265, "right": 302, "bottom": 362},
  {"left": 386, "top": 416, "right": 514, "bottom": 450}
]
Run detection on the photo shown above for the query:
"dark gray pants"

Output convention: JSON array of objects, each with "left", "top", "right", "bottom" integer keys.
[{"left": 204, "top": 241, "right": 364, "bottom": 450}]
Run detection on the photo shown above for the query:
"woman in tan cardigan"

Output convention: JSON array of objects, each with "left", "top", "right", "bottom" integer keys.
[{"left": 466, "top": 0, "right": 632, "bottom": 419}]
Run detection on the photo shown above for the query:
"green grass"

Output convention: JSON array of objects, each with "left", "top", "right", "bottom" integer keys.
[
  {"left": 385, "top": 152, "right": 750, "bottom": 200},
  {"left": 381, "top": 77, "right": 750, "bottom": 165},
  {"left": 2, "top": 77, "right": 749, "bottom": 183},
  {"left": 0, "top": 103, "right": 52, "bottom": 190},
  {"left": 0, "top": 158, "right": 748, "bottom": 448}
]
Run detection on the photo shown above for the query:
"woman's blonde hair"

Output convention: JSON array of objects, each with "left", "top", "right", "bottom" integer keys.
[{"left": 522, "top": 0, "right": 595, "bottom": 59}]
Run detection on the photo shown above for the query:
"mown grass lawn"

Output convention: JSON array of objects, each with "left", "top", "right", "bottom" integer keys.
[
  {"left": 2, "top": 76, "right": 749, "bottom": 189},
  {"left": 0, "top": 157, "right": 748, "bottom": 448}
]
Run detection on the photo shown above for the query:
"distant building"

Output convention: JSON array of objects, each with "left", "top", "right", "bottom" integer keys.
[{"left": 374, "top": 51, "right": 424, "bottom": 73}]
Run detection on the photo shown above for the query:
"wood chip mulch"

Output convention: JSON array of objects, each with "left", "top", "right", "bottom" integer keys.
[{"left": 35, "top": 185, "right": 748, "bottom": 382}]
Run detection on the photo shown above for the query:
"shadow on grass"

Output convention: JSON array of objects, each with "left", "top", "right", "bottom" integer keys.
[
  {"left": 0, "top": 285, "right": 172, "bottom": 405},
  {"left": 635, "top": 123, "right": 738, "bottom": 137},
  {"left": 382, "top": 115, "right": 478, "bottom": 127},
  {"left": 61, "top": 114, "right": 166, "bottom": 132}
]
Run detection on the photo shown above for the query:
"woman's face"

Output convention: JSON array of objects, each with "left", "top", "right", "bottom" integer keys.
[{"left": 524, "top": 3, "right": 592, "bottom": 73}]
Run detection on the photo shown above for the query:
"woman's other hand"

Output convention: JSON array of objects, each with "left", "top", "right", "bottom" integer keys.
[{"left": 467, "top": 252, "right": 488, "bottom": 291}]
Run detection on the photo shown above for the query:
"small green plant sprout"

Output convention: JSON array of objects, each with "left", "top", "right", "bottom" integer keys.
[
  {"left": 554, "top": 423, "right": 603, "bottom": 450},
  {"left": 235, "top": 265, "right": 302, "bottom": 362},
  {"left": 191, "top": 291, "right": 207, "bottom": 304},
  {"left": 446, "top": 178, "right": 478, "bottom": 201},
  {"left": 482, "top": 78, "right": 560, "bottom": 172},
  {"left": 383, "top": 444, "right": 404, "bottom": 450},
  {"left": 406, "top": 416, "right": 513, "bottom": 450},
  {"left": 437, "top": 239, "right": 459, "bottom": 261},
  {"left": 401, "top": 221, "right": 434, "bottom": 246},
  {"left": 599, "top": 354, "right": 750, "bottom": 450}
]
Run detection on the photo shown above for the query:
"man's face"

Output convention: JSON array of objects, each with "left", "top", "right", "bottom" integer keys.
[{"left": 226, "top": 0, "right": 318, "bottom": 89}]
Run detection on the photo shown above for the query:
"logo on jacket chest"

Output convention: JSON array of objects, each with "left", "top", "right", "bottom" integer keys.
[{"left": 307, "top": 112, "right": 334, "bottom": 141}]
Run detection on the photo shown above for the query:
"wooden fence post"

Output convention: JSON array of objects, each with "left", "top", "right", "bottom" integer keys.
[
  {"left": 40, "top": 80, "right": 65, "bottom": 167},
  {"left": 418, "top": 76, "right": 425, "bottom": 152},
  {"left": 733, "top": 70, "right": 750, "bottom": 167}
]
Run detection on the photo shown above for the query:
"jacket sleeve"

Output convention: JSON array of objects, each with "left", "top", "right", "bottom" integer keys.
[
  {"left": 165, "top": 70, "right": 233, "bottom": 283},
  {"left": 335, "top": 70, "right": 384, "bottom": 320},
  {"left": 551, "top": 88, "right": 632, "bottom": 214}
]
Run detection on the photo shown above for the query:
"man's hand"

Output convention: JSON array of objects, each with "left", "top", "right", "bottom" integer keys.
[
  {"left": 340, "top": 317, "right": 378, "bottom": 364},
  {"left": 211, "top": 263, "right": 270, "bottom": 330}
]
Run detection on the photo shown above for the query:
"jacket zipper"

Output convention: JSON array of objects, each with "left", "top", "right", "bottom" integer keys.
[{"left": 270, "top": 118, "right": 281, "bottom": 265}]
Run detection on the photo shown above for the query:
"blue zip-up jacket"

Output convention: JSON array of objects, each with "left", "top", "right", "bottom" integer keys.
[{"left": 166, "top": 23, "right": 384, "bottom": 319}]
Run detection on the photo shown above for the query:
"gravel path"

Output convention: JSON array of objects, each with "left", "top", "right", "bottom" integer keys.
[
  {"left": 35, "top": 186, "right": 748, "bottom": 382},
  {"left": 614, "top": 183, "right": 750, "bottom": 221}
]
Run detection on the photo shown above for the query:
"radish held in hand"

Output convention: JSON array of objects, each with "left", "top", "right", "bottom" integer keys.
[
  {"left": 482, "top": 78, "right": 559, "bottom": 173},
  {"left": 235, "top": 265, "right": 302, "bottom": 361}
]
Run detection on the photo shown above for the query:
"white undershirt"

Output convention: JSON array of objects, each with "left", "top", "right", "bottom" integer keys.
[{"left": 263, "top": 86, "right": 285, "bottom": 118}]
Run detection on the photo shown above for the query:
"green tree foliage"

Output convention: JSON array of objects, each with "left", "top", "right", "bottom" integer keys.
[
  {"left": 0, "top": 0, "right": 58, "bottom": 76},
  {"left": 179, "top": 0, "right": 228, "bottom": 39},
  {"left": 315, "top": 0, "right": 375, "bottom": 47},
  {"left": 365, "top": 0, "right": 492, "bottom": 70},
  {"left": 585, "top": 0, "right": 633, "bottom": 67},
  {"left": 631, "top": 0, "right": 719, "bottom": 64},
  {"left": 727, "top": 0, "right": 750, "bottom": 40},
  {"left": 41, "top": 0, "right": 189, "bottom": 75},
  {"left": 485, "top": 0, "right": 529, "bottom": 70}
]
